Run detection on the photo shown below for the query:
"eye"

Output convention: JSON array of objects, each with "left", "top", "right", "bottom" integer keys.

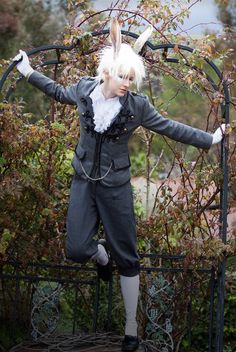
[{"left": 129, "top": 77, "right": 134, "bottom": 82}]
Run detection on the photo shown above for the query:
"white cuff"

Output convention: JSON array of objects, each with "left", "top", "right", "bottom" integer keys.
[{"left": 25, "top": 68, "right": 34, "bottom": 81}]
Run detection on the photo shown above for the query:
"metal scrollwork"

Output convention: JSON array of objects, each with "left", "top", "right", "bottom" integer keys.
[
  {"left": 31, "top": 281, "right": 62, "bottom": 340},
  {"left": 145, "top": 273, "right": 175, "bottom": 352}
]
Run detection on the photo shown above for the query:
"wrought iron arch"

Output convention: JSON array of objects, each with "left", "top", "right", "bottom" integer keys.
[{"left": 0, "top": 29, "right": 230, "bottom": 352}]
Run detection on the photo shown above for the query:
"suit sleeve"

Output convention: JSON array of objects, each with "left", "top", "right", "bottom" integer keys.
[
  {"left": 28, "top": 71, "right": 80, "bottom": 105},
  {"left": 141, "top": 96, "right": 213, "bottom": 150}
]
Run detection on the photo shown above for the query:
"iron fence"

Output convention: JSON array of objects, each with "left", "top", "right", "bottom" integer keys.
[{"left": 0, "top": 254, "right": 226, "bottom": 352}]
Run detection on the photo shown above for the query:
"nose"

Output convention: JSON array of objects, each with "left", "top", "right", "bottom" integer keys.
[{"left": 123, "top": 78, "right": 130, "bottom": 88}]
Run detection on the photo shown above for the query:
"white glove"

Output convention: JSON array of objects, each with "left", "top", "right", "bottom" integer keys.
[
  {"left": 13, "top": 50, "right": 34, "bottom": 78},
  {"left": 212, "top": 123, "right": 226, "bottom": 144}
]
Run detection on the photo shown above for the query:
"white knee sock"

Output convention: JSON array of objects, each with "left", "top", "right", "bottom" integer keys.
[
  {"left": 120, "top": 274, "right": 139, "bottom": 337},
  {"left": 91, "top": 244, "right": 109, "bottom": 265}
]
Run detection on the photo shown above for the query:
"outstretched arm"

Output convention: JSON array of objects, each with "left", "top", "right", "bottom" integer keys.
[
  {"left": 13, "top": 50, "right": 79, "bottom": 105},
  {"left": 141, "top": 96, "right": 225, "bottom": 149}
]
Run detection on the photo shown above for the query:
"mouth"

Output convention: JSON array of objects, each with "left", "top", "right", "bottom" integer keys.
[{"left": 119, "top": 88, "right": 127, "bottom": 93}]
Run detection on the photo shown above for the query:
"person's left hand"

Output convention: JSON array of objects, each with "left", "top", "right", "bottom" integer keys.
[{"left": 212, "top": 124, "right": 227, "bottom": 144}]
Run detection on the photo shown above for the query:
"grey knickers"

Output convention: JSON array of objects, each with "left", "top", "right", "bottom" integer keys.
[{"left": 66, "top": 174, "right": 140, "bottom": 276}]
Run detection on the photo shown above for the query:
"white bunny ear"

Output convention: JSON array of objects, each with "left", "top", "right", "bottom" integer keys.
[
  {"left": 110, "top": 18, "right": 122, "bottom": 60},
  {"left": 133, "top": 25, "right": 153, "bottom": 54}
]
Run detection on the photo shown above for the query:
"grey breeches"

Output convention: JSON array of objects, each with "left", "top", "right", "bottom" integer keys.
[{"left": 66, "top": 174, "right": 140, "bottom": 276}]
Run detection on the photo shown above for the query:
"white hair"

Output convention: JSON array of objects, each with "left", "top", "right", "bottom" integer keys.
[{"left": 96, "top": 43, "right": 146, "bottom": 90}]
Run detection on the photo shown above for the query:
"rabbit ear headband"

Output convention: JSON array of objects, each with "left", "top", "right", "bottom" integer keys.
[{"left": 110, "top": 18, "right": 153, "bottom": 59}]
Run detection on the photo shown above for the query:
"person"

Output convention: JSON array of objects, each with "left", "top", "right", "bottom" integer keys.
[{"left": 13, "top": 18, "right": 226, "bottom": 352}]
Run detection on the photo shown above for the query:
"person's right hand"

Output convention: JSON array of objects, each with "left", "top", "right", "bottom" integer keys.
[{"left": 13, "top": 50, "right": 34, "bottom": 78}]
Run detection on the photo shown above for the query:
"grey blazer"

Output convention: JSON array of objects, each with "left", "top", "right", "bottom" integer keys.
[{"left": 28, "top": 71, "right": 213, "bottom": 187}]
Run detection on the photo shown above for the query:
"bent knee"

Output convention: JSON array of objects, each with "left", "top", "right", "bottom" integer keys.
[{"left": 66, "top": 243, "right": 90, "bottom": 263}]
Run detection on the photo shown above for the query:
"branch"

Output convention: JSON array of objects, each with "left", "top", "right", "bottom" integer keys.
[{"left": 197, "top": 187, "right": 220, "bottom": 217}]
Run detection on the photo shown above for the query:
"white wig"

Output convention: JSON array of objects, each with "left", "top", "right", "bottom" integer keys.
[
  {"left": 96, "top": 43, "right": 146, "bottom": 89},
  {"left": 96, "top": 18, "right": 153, "bottom": 90}
]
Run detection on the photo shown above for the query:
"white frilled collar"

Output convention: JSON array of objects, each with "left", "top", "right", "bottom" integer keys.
[{"left": 89, "top": 83, "right": 122, "bottom": 134}]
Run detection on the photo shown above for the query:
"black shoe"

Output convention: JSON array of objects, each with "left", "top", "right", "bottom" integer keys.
[
  {"left": 96, "top": 239, "right": 112, "bottom": 282},
  {"left": 121, "top": 335, "right": 139, "bottom": 351}
]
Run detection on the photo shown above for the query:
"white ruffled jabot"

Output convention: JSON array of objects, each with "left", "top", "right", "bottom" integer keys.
[{"left": 89, "top": 84, "right": 122, "bottom": 133}]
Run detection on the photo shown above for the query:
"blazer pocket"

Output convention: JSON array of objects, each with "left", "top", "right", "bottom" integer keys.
[
  {"left": 112, "top": 155, "right": 131, "bottom": 170},
  {"left": 75, "top": 144, "right": 86, "bottom": 160}
]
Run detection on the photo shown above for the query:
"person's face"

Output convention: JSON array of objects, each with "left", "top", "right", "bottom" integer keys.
[{"left": 103, "top": 69, "right": 135, "bottom": 97}]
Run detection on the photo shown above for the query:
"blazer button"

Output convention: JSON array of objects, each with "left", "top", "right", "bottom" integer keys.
[
  {"left": 130, "top": 115, "right": 134, "bottom": 119},
  {"left": 124, "top": 128, "right": 128, "bottom": 131},
  {"left": 116, "top": 136, "right": 120, "bottom": 140}
]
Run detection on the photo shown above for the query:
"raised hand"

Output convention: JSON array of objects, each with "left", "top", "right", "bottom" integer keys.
[{"left": 13, "top": 50, "right": 34, "bottom": 78}]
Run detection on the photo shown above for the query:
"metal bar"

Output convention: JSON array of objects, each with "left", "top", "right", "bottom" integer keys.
[
  {"left": 73, "top": 285, "right": 79, "bottom": 334},
  {"left": 140, "top": 267, "right": 212, "bottom": 274},
  {"left": 208, "top": 267, "right": 216, "bottom": 352},
  {"left": 2, "top": 260, "right": 97, "bottom": 271},
  {"left": 92, "top": 278, "right": 100, "bottom": 333},
  {"left": 139, "top": 253, "right": 217, "bottom": 261},
  {"left": 14, "top": 270, "right": 20, "bottom": 324},
  {"left": 215, "top": 260, "right": 227, "bottom": 352},
  {"left": 0, "top": 255, "right": 218, "bottom": 265},
  {"left": 107, "top": 272, "right": 113, "bottom": 332},
  {"left": 215, "top": 77, "right": 230, "bottom": 352},
  {"left": 140, "top": 254, "right": 187, "bottom": 260},
  {"left": 0, "top": 273, "right": 96, "bottom": 285},
  {"left": 220, "top": 111, "right": 229, "bottom": 246},
  {"left": 187, "top": 275, "right": 193, "bottom": 349}
]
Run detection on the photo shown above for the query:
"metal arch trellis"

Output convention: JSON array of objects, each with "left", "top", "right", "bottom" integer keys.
[{"left": 0, "top": 28, "right": 230, "bottom": 352}]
